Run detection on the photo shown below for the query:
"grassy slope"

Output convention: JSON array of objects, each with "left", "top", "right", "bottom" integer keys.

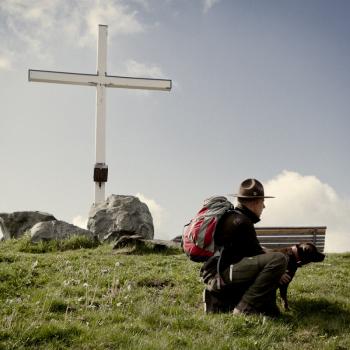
[{"left": 0, "top": 238, "right": 349, "bottom": 350}]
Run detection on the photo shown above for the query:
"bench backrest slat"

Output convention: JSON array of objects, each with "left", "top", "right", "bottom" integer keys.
[
  {"left": 256, "top": 227, "right": 326, "bottom": 235},
  {"left": 256, "top": 226, "right": 326, "bottom": 252}
]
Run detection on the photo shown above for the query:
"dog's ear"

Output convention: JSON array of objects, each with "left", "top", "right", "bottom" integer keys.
[
  {"left": 300, "top": 242, "right": 317, "bottom": 253},
  {"left": 298, "top": 243, "right": 308, "bottom": 255}
]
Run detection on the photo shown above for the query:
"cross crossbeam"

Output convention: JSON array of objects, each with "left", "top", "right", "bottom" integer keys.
[
  {"left": 28, "top": 24, "right": 172, "bottom": 204},
  {"left": 28, "top": 70, "right": 172, "bottom": 90}
]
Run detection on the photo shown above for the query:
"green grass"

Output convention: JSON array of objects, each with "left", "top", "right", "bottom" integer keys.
[
  {"left": 0, "top": 237, "right": 349, "bottom": 350},
  {"left": 17, "top": 234, "right": 100, "bottom": 253}
]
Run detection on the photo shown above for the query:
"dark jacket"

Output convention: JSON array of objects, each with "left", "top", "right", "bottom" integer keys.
[{"left": 200, "top": 204, "right": 265, "bottom": 280}]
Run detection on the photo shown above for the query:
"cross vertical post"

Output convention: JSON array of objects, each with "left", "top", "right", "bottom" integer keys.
[{"left": 95, "top": 25, "right": 108, "bottom": 203}]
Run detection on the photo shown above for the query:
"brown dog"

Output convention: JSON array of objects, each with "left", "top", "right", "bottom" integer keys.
[{"left": 274, "top": 242, "right": 325, "bottom": 310}]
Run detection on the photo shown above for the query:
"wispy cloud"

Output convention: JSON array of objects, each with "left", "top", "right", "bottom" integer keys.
[
  {"left": 80, "top": 0, "right": 144, "bottom": 46},
  {"left": 1, "top": 0, "right": 60, "bottom": 63},
  {"left": 260, "top": 170, "right": 350, "bottom": 253},
  {"left": 121, "top": 59, "right": 171, "bottom": 95},
  {"left": 0, "top": 0, "right": 145, "bottom": 67},
  {"left": 203, "top": 0, "right": 220, "bottom": 13},
  {"left": 124, "top": 59, "right": 165, "bottom": 78}
]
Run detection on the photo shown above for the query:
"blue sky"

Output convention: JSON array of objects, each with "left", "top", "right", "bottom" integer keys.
[{"left": 1, "top": 0, "right": 350, "bottom": 252}]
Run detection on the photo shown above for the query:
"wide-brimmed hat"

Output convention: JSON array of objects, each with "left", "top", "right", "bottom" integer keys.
[{"left": 232, "top": 178, "right": 275, "bottom": 199}]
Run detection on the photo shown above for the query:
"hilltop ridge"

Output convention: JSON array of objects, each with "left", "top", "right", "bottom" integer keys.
[{"left": 0, "top": 238, "right": 349, "bottom": 350}]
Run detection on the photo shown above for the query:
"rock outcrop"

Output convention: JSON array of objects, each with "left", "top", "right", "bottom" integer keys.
[
  {"left": 112, "top": 234, "right": 181, "bottom": 252},
  {"left": 87, "top": 195, "right": 154, "bottom": 242},
  {"left": 30, "top": 220, "right": 96, "bottom": 243},
  {"left": 0, "top": 211, "right": 56, "bottom": 239}
]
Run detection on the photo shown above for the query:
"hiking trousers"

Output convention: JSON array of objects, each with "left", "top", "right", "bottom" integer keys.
[{"left": 208, "top": 252, "right": 288, "bottom": 311}]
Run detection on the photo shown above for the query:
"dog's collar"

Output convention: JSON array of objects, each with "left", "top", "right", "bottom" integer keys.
[{"left": 292, "top": 245, "right": 302, "bottom": 267}]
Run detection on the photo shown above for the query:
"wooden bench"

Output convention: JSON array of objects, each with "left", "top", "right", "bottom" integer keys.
[{"left": 256, "top": 226, "right": 326, "bottom": 252}]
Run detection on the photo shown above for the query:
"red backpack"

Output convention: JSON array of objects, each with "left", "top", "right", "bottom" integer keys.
[{"left": 182, "top": 196, "right": 234, "bottom": 262}]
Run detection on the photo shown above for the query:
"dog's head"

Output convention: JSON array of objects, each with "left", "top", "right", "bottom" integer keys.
[{"left": 297, "top": 242, "right": 325, "bottom": 265}]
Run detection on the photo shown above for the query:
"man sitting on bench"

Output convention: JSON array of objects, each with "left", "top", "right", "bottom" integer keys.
[{"left": 201, "top": 178, "right": 290, "bottom": 316}]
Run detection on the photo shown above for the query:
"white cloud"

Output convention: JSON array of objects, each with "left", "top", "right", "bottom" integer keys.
[
  {"left": 122, "top": 59, "right": 171, "bottom": 95},
  {"left": 0, "top": 0, "right": 145, "bottom": 66},
  {"left": 203, "top": 0, "right": 220, "bottom": 13},
  {"left": 0, "top": 55, "right": 12, "bottom": 70},
  {"left": 72, "top": 215, "right": 88, "bottom": 229},
  {"left": 135, "top": 192, "right": 167, "bottom": 237},
  {"left": 124, "top": 59, "right": 165, "bottom": 78},
  {"left": 80, "top": 0, "right": 144, "bottom": 46},
  {"left": 259, "top": 170, "right": 350, "bottom": 253},
  {"left": 1, "top": 0, "right": 60, "bottom": 63}
]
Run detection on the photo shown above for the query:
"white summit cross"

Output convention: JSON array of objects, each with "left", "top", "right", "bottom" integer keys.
[{"left": 29, "top": 24, "right": 172, "bottom": 204}]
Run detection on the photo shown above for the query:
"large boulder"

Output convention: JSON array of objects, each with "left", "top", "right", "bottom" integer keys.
[
  {"left": 30, "top": 220, "right": 96, "bottom": 243},
  {"left": 87, "top": 194, "right": 154, "bottom": 242},
  {"left": 0, "top": 211, "right": 56, "bottom": 239}
]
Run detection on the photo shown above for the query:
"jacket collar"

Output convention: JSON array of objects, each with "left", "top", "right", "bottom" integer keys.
[{"left": 235, "top": 204, "right": 261, "bottom": 224}]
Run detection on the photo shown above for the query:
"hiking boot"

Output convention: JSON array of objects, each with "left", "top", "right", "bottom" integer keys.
[
  {"left": 232, "top": 300, "right": 259, "bottom": 316},
  {"left": 203, "top": 288, "right": 224, "bottom": 314},
  {"left": 233, "top": 300, "right": 281, "bottom": 317}
]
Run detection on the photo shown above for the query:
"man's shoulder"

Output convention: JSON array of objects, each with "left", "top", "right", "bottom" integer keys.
[
  {"left": 218, "top": 209, "right": 252, "bottom": 230},
  {"left": 214, "top": 209, "right": 256, "bottom": 247}
]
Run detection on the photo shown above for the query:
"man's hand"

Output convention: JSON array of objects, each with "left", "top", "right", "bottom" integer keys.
[{"left": 279, "top": 273, "right": 292, "bottom": 285}]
